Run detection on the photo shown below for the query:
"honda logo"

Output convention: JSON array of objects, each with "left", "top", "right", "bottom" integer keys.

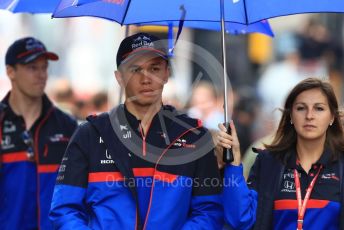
[{"left": 284, "top": 181, "right": 295, "bottom": 190}]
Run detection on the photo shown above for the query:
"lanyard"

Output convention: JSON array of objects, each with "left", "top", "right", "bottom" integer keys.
[{"left": 293, "top": 165, "right": 323, "bottom": 230}]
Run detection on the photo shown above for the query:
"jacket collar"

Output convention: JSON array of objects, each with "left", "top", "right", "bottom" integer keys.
[
  {"left": 286, "top": 147, "right": 333, "bottom": 169},
  {"left": 122, "top": 104, "right": 177, "bottom": 134},
  {"left": 1, "top": 91, "right": 53, "bottom": 118}
]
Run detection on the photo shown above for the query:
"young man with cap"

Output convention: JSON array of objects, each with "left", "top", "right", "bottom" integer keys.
[
  {"left": 0, "top": 37, "right": 78, "bottom": 229},
  {"left": 50, "top": 32, "right": 223, "bottom": 229}
]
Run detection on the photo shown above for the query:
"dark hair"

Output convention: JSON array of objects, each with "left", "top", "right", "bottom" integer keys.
[{"left": 265, "top": 77, "right": 344, "bottom": 161}]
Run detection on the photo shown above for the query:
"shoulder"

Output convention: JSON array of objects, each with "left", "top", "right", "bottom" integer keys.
[
  {"left": 70, "top": 120, "right": 99, "bottom": 143},
  {"left": 252, "top": 148, "right": 281, "bottom": 164},
  {"left": 53, "top": 107, "right": 77, "bottom": 121},
  {"left": 177, "top": 113, "right": 203, "bottom": 129},
  {"left": 43, "top": 95, "right": 77, "bottom": 126},
  {"left": 85, "top": 112, "right": 112, "bottom": 130},
  {"left": 51, "top": 107, "right": 78, "bottom": 129},
  {"left": 164, "top": 105, "right": 203, "bottom": 129}
]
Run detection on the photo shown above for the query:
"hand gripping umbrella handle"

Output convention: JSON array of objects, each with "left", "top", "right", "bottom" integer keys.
[{"left": 222, "top": 122, "right": 234, "bottom": 163}]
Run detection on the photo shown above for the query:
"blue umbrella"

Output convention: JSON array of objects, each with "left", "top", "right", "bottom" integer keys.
[
  {"left": 0, "top": 0, "right": 60, "bottom": 13},
  {"left": 52, "top": 0, "right": 344, "bottom": 24},
  {"left": 48, "top": 0, "right": 275, "bottom": 162},
  {"left": 51, "top": 0, "right": 344, "bottom": 110},
  {"left": 0, "top": 0, "right": 274, "bottom": 36},
  {"left": 51, "top": 0, "right": 278, "bottom": 122}
]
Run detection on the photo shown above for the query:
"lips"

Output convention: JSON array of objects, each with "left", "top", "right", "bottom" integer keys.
[
  {"left": 140, "top": 89, "right": 154, "bottom": 93},
  {"left": 140, "top": 88, "right": 156, "bottom": 94},
  {"left": 303, "top": 124, "right": 316, "bottom": 129}
]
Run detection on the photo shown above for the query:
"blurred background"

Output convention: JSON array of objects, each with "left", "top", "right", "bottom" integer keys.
[{"left": 1, "top": 11, "right": 344, "bottom": 156}]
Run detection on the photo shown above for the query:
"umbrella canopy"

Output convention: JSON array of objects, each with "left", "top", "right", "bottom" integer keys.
[
  {"left": 0, "top": 0, "right": 60, "bottom": 13},
  {"left": 249, "top": 0, "right": 344, "bottom": 23},
  {"left": 0, "top": 0, "right": 274, "bottom": 36},
  {"left": 53, "top": 0, "right": 344, "bottom": 24},
  {"left": 140, "top": 20, "right": 274, "bottom": 37},
  {"left": 51, "top": 0, "right": 280, "bottom": 125},
  {"left": 53, "top": 0, "right": 247, "bottom": 23}
]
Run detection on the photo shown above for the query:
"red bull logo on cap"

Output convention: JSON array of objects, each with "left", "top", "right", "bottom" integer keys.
[{"left": 131, "top": 35, "right": 154, "bottom": 49}]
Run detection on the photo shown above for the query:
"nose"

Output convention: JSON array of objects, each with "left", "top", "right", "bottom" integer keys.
[
  {"left": 38, "top": 66, "right": 48, "bottom": 80},
  {"left": 139, "top": 69, "right": 153, "bottom": 84},
  {"left": 305, "top": 108, "right": 314, "bottom": 120}
]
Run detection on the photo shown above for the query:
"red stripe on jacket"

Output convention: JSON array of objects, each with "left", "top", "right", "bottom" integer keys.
[
  {"left": 88, "top": 168, "right": 178, "bottom": 183},
  {"left": 38, "top": 164, "right": 60, "bottom": 173},
  {"left": 1, "top": 151, "right": 30, "bottom": 163},
  {"left": 274, "top": 199, "right": 329, "bottom": 210}
]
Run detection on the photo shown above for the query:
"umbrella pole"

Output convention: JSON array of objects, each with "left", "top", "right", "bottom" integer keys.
[
  {"left": 220, "top": 0, "right": 234, "bottom": 163},
  {"left": 220, "top": 0, "right": 229, "bottom": 123}
]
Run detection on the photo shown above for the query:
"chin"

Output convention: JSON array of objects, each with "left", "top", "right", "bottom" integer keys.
[
  {"left": 138, "top": 101, "right": 156, "bottom": 107},
  {"left": 28, "top": 92, "right": 45, "bottom": 99},
  {"left": 134, "top": 99, "right": 158, "bottom": 107},
  {"left": 299, "top": 134, "right": 325, "bottom": 142},
  {"left": 140, "top": 95, "right": 160, "bottom": 103}
]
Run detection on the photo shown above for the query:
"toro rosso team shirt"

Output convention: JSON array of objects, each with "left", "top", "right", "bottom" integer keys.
[{"left": 274, "top": 149, "right": 340, "bottom": 230}]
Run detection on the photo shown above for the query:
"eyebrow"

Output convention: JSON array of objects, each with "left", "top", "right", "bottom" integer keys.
[
  {"left": 294, "top": 102, "right": 327, "bottom": 106},
  {"left": 151, "top": 62, "right": 163, "bottom": 66}
]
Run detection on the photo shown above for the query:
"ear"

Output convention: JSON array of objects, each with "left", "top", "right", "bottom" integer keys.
[
  {"left": 163, "top": 65, "right": 170, "bottom": 84},
  {"left": 114, "top": 70, "right": 124, "bottom": 88},
  {"left": 6, "top": 65, "right": 16, "bottom": 81}
]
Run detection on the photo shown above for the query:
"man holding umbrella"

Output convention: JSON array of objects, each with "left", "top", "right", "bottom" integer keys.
[
  {"left": 0, "top": 37, "right": 78, "bottom": 229},
  {"left": 50, "top": 32, "right": 223, "bottom": 229}
]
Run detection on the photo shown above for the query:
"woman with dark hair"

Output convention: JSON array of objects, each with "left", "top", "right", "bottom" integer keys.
[{"left": 218, "top": 77, "right": 344, "bottom": 230}]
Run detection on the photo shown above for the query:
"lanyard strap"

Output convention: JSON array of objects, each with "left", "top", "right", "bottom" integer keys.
[{"left": 294, "top": 165, "right": 323, "bottom": 230}]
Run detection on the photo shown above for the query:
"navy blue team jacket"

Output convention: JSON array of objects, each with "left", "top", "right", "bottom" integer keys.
[
  {"left": 50, "top": 105, "right": 223, "bottom": 230},
  {"left": 0, "top": 93, "right": 77, "bottom": 229}
]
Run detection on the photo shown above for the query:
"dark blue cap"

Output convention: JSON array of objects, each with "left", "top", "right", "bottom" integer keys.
[
  {"left": 116, "top": 32, "right": 168, "bottom": 68},
  {"left": 5, "top": 37, "right": 58, "bottom": 66}
]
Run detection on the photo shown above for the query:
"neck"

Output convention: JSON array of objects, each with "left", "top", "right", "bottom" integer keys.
[
  {"left": 296, "top": 138, "right": 325, "bottom": 173},
  {"left": 125, "top": 101, "right": 162, "bottom": 133},
  {"left": 9, "top": 91, "right": 42, "bottom": 130}
]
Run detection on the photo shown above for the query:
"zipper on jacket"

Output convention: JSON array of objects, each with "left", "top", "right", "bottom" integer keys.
[
  {"left": 139, "top": 122, "right": 152, "bottom": 157},
  {"left": 33, "top": 107, "right": 54, "bottom": 230},
  {"left": 139, "top": 123, "right": 146, "bottom": 156}
]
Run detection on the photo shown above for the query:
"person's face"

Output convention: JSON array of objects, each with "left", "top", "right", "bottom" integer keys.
[
  {"left": 7, "top": 56, "right": 48, "bottom": 99},
  {"left": 291, "top": 88, "right": 334, "bottom": 142},
  {"left": 190, "top": 85, "right": 216, "bottom": 113},
  {"left": 115, "top": 54, "right": 169, "bottom": 107}
]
